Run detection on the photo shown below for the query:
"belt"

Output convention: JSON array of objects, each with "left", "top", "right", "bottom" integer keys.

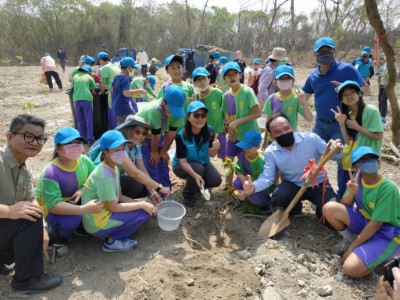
[{"left": 317, "top": 118, "right": 337, "bottom": 124}]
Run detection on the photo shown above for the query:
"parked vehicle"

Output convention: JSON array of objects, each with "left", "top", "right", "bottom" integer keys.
[{"left": 111, "top": 48, "right": 137, "bottom": 64}]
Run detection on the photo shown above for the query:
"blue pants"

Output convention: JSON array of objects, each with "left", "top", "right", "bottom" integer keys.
[
  {"left": 92, "top": 210, "right": 150, "bottom": 241},
  {"left": 108, "top": 107, "right": 117, "bottom": 130},
  {"left": 75, "top": 100, "right": 94, "bottom": 142},
  {"left": 313, "top": 118, "right": 345, "bottom": 197},
  {"left": 46, "top": 213, "right": 81, "bottom": 239},
  {"left": 141, "top": 137, "right": 172, "bottom": 188}
]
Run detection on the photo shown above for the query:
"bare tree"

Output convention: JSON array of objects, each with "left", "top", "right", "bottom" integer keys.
[
  {"left": 263, "top": 0, "right": 289, "bottom": 50},
  {"left": 290, "top": 0, "right": 295, "bottom": 52},
  {"left": 365, "top": 0, "right": 400, "bottom": 145},
  {"left": 184, "top": 0, "right": 193, "bottom": 47},
  {"left": 195, "top": 0, "right": 209, "bottom": 45}
]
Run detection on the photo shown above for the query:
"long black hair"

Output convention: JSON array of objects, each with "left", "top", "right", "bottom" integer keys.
[
  {"left": 183, "top": 115, "right": 211, "bottom": 142},
  {"left": 340, "top": 91, "right": 366, "bottom": 138}
]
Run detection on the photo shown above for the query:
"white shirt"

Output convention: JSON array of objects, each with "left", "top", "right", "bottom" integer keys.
[{"left": 136, "top": 51, "right": 149, "bottom": 65}]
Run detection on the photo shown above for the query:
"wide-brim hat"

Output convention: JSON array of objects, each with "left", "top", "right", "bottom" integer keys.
[
  {"left": 115, "top": 115, "right": 153, "bottom": 131},
  {"left": 268, "top": 47, "right": 288, "bottom": 61}
]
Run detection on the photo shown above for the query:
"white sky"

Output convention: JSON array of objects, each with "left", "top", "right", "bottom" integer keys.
[{"left": 107, "top": 0, "right": 319, "bottom": 15}]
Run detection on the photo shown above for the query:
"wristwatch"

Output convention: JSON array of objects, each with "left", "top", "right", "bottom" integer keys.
[
  {"left": 155, "top": 183, "right": 163, "bottom": 192},
  {"left": 43, "top": 221, "right": 48, "bottom": 229}
]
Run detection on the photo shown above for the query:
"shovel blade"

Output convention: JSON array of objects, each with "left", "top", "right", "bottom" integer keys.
[{"left": 258, "top": 210, "right": 291, "bottom": 238}]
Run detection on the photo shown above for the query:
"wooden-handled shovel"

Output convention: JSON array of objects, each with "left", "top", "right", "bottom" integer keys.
[{"left": 258, "top": 142, "right": 342, "bottom": 238}]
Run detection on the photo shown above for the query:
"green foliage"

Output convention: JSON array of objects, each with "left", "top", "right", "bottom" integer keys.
[
  {"left": 1, "top": 57, "right": 11, "bottom": 65},
  {"left": 241, "top": 200, "right": 262, "bottom": 215}
]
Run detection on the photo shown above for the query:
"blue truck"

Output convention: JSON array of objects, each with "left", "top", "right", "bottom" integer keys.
[{"left": 111, "top": 48, "right": 137, "bottom": 64}]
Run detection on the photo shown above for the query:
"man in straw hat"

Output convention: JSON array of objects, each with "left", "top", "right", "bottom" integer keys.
[{"left": 257, "top": 47, "right": 289, "bottom": 109}]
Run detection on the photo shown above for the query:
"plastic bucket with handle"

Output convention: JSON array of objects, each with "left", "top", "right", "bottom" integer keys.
[{"left": 156, "top": 200, "right": 186, "bottom": 231}]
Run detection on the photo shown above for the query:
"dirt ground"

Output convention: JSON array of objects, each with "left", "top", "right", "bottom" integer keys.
[{"left": 0, "top": 64, "right": 399, "bottom": 300}]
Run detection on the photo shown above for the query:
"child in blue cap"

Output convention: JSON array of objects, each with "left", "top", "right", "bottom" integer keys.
[
  {"left": 130, "top": 75, "right": 157, "bottom": 104},
  {"left": 261, "top": 64, "right": 313, "bottom": 150},
  {"left": 111, "top": 57, "right": 146, "bottom": 125},
  {"left": 81, "top": 130, "right": 156, "bottom": 253},
  {"left": 216, "top": 56, "right": 230, "bottom": 94},
  {"left": 71, "top": 65, "right": 97, "bottom": 143},
  {"left": 331, "top": 80, "right": 382, "bottom": 198},
  {"left": 137, "top": 85, "right": 186, "bottom": 190},
  {"left": 233, "top": 130, "right": 271, "bottom": 209},
  {"left": 222, "top": 61, "right": 261, "bottom": 191},
  {"left": 192, "top": 67, "right": 227, "bottom": 162},
  {"left": 247, "top": 58, "right": 262, "bottom": 87},
  {"left": 206, "top": 51, "right": 221, "bottom": 86},
  {"left": 157, "top": 54, "right": 195, "bottom": 108},
  {"left": 323, "top": 146, "right": 400, "bottom": 278}
]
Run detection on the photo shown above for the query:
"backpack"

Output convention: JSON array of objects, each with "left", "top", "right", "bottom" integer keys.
[{"left": 249, "top": 74, "right": 261, "bottom": 95}]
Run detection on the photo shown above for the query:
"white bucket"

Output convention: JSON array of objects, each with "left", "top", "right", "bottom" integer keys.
[{"left": 156, "top": 201, "right": 186, "bottom": 231}]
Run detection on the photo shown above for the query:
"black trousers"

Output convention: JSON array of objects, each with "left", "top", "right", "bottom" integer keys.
[
  {"left": 45, "top": 71, "right": 63, "bottom": 89},
  {"left": 271, "top": 180, "right": 339, "bottom": 219},
  {"left": 141, "top": 65, "right": 148, "bottom": 77},
  {"left": 378, "top": 86, "right": 388, "bottom": 118},
  {"left": 120, "top": 175, "right": 149, "bottom": 199},
  {"left": 0, "top": 218, "right": 44, "bottom": 281}
]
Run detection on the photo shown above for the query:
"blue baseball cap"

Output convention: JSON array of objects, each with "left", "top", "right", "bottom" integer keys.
[
  {"left": 54, "top": 127, "right": 87, "bottom": 145},
  {"left": 120, "top": 57, "right": 141, "bottom": 69},
  {"left": 236, "top": 130, "right": 262, "bottom": 149},
  {"left": 313, "top": 37, "right": 335, "bottom": 52},
  {"left": 83, "top": 55, "right": 95, "bottom": 65},
  {"left": 165, "top": 54, "right": 183, "bottom": 70},
  {"left": 210, "top": 51, "right": 220, "bottom": 59},
  {"left": 100, "top": 130, "right": 131, "bottom": 150},
  {"left": 219, "top": 56, "right": 229, "bottom": 64},
  {"left": 164, "top": 85, "right": 186, "bottom": 118},
  {"left": 252, "top": 58, "right": 261, "bottom": 65},
  {"left": 44, "top": 52, "right": 50, "bottom": 57},
  {"left": 78, "top": 65, "right": 93, "bottom": 73},
  {"left": 351, "top": 146, "right": 379, "bottom": 165},
  {"left": 362, "top": 46, "right": 371, "bottom": 55},
  {"left": 337, "top": 80, "right": 363, "bottom": 100},
  {"left": 192, "top": 67, "right": 210, "bottom": 81},
  {"left": 97, "top": 52, "right": 109, "bottom": 61},
  {"left": 187, "top": 101, "right": 208, "bottom": 114},
  {"left": 275, "top": 65, "right": 295, "bottom": 79},
  {"left": 222, "top": 62, "right": 242, "bottom": 78},
  {"left": 147, "top": 75, "right": 156, "bottom": 90}
]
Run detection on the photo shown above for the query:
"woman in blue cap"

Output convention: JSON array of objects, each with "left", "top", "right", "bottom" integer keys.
[
  {"left": 172, "top": 101, "right": 222, "bottom": 207},
  {"left": 81, "top": 130, "right": 156, "bottom": 252},
  {"left": 323, "top": 146, "right": 400, "bottom": 278},
  {"left": 331, "top": 80, "right": 383, "bottom": 197},
  {"left": 36, "top": 127, "right": 103, "bottom": 243}
]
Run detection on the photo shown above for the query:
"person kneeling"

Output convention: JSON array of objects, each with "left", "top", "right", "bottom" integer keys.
[{"left": 323, "top": 146, "right": 400, "bottom": 278}]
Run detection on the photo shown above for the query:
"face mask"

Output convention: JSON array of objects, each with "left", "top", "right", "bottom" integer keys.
[
  {"left": 316, "top": 52, "right": 334, "bottom": 65},
  {"left": 63, "top": 144, "right": 84, "bottom": 160},
  {"left": 198, "top": 85, "right": 210, "bottom": 92},
  {"left": 275, "top": 131, "right": 295, "bottom": 148},
  {"left": 111, "top": 150, "right": 127, "bottom": 164},
  {"left": 276, "top": 79, "right": 293, "bottom": 91},
  {"left": 357, "top": 159, "right": 379, "bottom": 174}
]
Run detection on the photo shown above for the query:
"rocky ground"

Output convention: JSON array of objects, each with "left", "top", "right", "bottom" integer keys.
[{"left": 0, "top": 64, "right": 399, "bottom": 300}]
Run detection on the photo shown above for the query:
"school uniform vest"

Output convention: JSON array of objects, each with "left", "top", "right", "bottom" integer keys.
[
  {"left": 172, "top": 127, "right": 211, "bottom": 168},
  {"left": 354, "top": 58, "right": 372, "bottom": 79}
]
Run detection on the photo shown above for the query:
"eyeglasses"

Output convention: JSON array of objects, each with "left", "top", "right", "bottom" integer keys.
[
  {"left": 12, "top": 132, "right": 47, "bottom": 145},
  {"left": 193, "top": 113, "right": 207, "bottom": 119},
  {"left": 134, "top": 129, "right": 148, "bottom": 136}
]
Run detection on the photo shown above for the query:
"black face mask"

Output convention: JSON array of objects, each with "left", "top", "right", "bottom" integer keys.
[
  {"left": 275, "top": 131, "right": 295, "bottom": 147},
  {"left": 316, "top": 52, "right": 334, "bottom": 65}
]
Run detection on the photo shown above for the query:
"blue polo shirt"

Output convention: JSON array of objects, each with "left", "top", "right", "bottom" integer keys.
[
  {"left": 253, "top": 132, "right": 336, "bottom": 192},
  {"left": 302, "top": 60, "right": 365, "bottom": 120}
]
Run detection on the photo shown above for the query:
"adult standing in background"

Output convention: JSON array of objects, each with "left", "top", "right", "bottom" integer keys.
[
  {"left": 41, "top": 52, "right": 63, "bottom": 93},
  {"left": 101, "top": 45, "right": 109, "bottom": 54},
  {"left": 302, "top": 36, "right": 368, "bottom": 197},
  {"left": 0, "top": 114, "right": 63, "bottom": 294},
  {"left": 57, "top": 47, "right": 68, "bottom": 74},
  {"left": 136, "top": 48, "right": 149, "bottom": 78}
]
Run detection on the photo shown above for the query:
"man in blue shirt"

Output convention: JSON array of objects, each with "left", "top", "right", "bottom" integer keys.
[
  {"left": 302, "top": 37, "right": 368, "bottom": 197},
  {"left": 241, "top": 113, "right": 341, "bottom": 219},
  {"left": 352, "top": 46, "right": 374, "bottom": 85}
]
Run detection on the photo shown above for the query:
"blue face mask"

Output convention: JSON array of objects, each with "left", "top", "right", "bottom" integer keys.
[{"left": 357, "top": 159, "right": 379, "bottom": 174}]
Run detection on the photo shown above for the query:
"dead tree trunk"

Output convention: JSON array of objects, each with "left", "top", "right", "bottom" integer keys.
[
  {"left": 290, "top": 0, "right": 295, "bottom": 53},
  {"left": 365, "top": 0, "right": 400, "bottom": 145}
]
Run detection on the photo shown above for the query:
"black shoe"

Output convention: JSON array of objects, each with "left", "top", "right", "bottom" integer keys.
[
  {"left": 183, "top": 198, "right": 196, "bottom": 207},
  {"left": 11, "top": 274, "right": 63, "bottom": 294}
]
